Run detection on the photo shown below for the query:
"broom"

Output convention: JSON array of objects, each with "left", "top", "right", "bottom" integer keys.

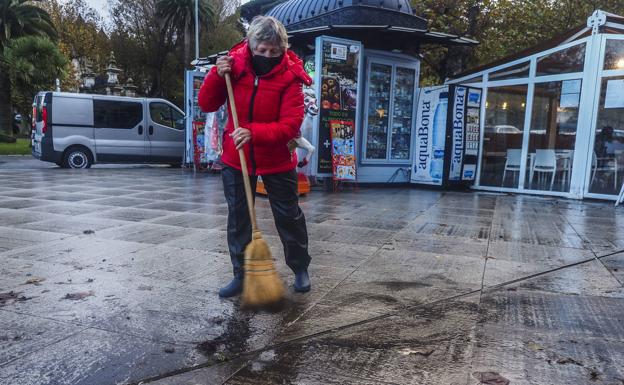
[{"left": 224, "top": 73, "right": 285, "bottom": 308}]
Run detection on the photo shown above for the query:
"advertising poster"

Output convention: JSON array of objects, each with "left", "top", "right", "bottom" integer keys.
[
  {"left": 316, "top": 38, "right": 361, "bottom": 176},
  {"left": 185, "top": 70, "right": 227, "bottom": 167},
  {"left": 411, "top": 86, "right": 449, "bottom": 186},
  {"left": 462, "top": 87, "right": 482, "bottom": 181},
  {"left": 604, "top": 79, "right": 624, "bottom": 109},
  {"left": 449, "top": 86, "right": 466, "bottom": 181},
  {"left": 185, "top": 71, "right": 209, "bottom": 164},
  {"left": 330, "top": 117, "right": 356, "bottom": 180}
]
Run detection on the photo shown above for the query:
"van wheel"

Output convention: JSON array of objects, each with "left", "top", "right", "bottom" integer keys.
[{"left": 62, "top": 147, "right": 92, "bottom": 169}]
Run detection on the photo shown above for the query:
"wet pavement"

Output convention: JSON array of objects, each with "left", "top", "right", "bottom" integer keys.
[{"left": 1, "top": 160, "right": 624, "bottom": 385}]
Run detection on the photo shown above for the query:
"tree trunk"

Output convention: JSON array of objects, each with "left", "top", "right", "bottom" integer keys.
[{"left": 0, "top": 69, "right": 14, "bottom": 136}]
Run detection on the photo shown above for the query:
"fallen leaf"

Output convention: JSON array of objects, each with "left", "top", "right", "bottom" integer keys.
[
  {"left": 62, "top": 291, "right": 95, "bottom": 300},
  {"left": 527, "top": 341, "right": 543, "bottom": 351},
  {"left": 473, "top": 371, "right": 510, "bottom": 385},
  {"left": 23, "top": 277, "right": 45, "bottom": 285},
  {"left": 398, "top": 348, "right": 435, "bottom": 357}
]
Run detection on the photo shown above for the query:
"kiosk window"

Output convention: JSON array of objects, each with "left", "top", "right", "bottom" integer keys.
[
  {"left": 536, "top": 43, "right": 586, "bottom": 76},
  {"left": 94, "top": 100, "right": 143, "bottom": 129},
  {"left": 604, "top": 39, "right": 624, "bottom": 70},
  {"left": 150, "top": 102, "right": 184, "bottom": 130},
  {"left": 489, "top": 61, "right": 530, "bottom": 81}
]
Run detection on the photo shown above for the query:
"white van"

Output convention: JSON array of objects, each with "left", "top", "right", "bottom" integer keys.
[{"left": 32, "top": 92, "right": 185, "bottom": 168}]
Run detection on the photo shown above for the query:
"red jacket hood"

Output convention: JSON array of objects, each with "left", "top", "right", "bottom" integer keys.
[{"left": 228, "top": 40, "right": 312, "bottom": 86}]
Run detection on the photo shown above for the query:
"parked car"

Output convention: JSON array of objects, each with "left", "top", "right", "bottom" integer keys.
[
  {"left": 485, "top": 124, "right": 523, "bottom": 134},
  {"left": 32, "top": 92, "right": 185, "bottom": 168}
]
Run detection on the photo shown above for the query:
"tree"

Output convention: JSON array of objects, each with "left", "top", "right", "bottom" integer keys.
[
  {"left": 42, "top": 0, "right": 111, "bottom": 91},
  {"left": 4, "top": 36, "right": 67, "bottom": 129},
  {"left": 412, "top": 0, "right": 624, "bottom": 85},
  {"left": 110, "top": 0, "right": 179, "bottom": 101},
  {"left": 0, "top": 0, "right": 58, "bottom": 135},
  {"left": 156, "top": 0, "right": 215, "bottom": 68},
  {"left": 110, "top": 0, "right": 243, "bottom": 107},
  {"left": 201, "top": 0, "right": 244, "bottom": 54}
]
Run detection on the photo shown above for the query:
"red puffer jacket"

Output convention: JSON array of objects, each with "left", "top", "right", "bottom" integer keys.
[{"left": 198, "top": 40, "right": 312, "bottom": 175}]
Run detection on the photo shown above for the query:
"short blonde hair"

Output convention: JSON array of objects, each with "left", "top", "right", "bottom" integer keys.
[{"left": 247, "top": 16, "right": 288, "bottom": 52}]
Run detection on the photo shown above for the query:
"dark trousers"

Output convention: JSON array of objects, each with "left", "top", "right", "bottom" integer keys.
[{"left": 222, "top": 166, "right": 311, "bottom": 279}]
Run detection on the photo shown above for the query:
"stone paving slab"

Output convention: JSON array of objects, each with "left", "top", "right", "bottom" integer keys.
[
  {"left": 0, "top": 257, "right": 75, "bottom": 291},
  {"left": 19, "top": 202, "right": 115, "bottom": 216},
  {"left": 599, "top": 252, "right": 624, "bottom": 285},
  {"left": 228, "top": 297, "right": 479, "bottom": 385},
  {"left": 15, "top": 216, "right": 129, "bottom": 236},
  {"left": 1, "top": 166, "right": 624, "bottom": 385},
  {"left": 0, "top": 227, "right": 68, "bottom": 253},
  {"left": 0, "top": 310, "right": 87, "bottom": 366},
  {"left": 0, "top": 208, "right": 64, "bottom": 227},
  {"left": 76, "top": 207, "right": 173, "bottom": 223},
  {"left": 0, "top": 327, "right": 201, "bottom": 385},
  {"left": 484, "top": 259, "right": 624, "bottom": 297}
]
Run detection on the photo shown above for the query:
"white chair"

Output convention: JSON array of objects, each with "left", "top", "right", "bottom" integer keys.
[
  {"left": 616, "top": 150, "right": 624, "bottom": 206},
  {"left": 530, "top": 149, "right": 557, "bottom": 191},
  {"left": 590, "top": 151, "right": 618, "bottom": 191},
  {"left": 556, "top": 150, "right": 574, "bottom": 191},
  {"left": 501, "top": 149, "right": 522, "bottom": 187}
]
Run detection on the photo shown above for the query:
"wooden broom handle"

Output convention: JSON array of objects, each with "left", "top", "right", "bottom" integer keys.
[{"left": 224, "top": 73, "right": 258, "bottom": 232}]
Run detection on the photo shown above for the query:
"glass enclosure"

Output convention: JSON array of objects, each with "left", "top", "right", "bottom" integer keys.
[
  {"left": 525, "top": 81, "right": 580, "bottom": 192},
  {"left": 473, "top": 40, "right": 589, "bottom": 195},
  {"left": 449, "top": 27, "right": 624, "bottom": 200},
  {"left": 480, "top": 85, "right": 528, "bottom": 188},
  {"left": 589, "top": 75, "right": 624, "bottom": 195},
  {"left": 363, "top": 59, "right": 418, "bottom": 162}
]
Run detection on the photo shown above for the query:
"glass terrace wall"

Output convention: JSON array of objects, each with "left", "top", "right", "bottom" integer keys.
[
  {"left": 449, "top": 29, "right": 624, "bottom": 200},
  {"left": 588, "top": 36, "right": 624, "bottom": 197}
]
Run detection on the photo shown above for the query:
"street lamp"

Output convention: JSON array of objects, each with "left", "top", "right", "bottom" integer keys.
[{"left": 195, "top": 0, "right": 199, "bottom": 61}]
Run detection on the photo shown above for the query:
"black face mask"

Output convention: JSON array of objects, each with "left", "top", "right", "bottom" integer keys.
[{"left": 252, "top": 54, "right": 283, "bottom": 76}]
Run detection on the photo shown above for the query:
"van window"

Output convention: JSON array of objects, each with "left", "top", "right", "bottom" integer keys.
[
  {"left": 35, "top": 95, "right": 44, "bottom": 122},
  {"left": 94, "top": 100, "right": 143, "bottom": 129},
  {"left": 150, "top": 102, "right": 184, "bottom": 130}
]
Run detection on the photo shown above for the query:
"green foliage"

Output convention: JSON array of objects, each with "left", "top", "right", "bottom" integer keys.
[
  {"left": 43, "top": 0, "right": 111, "bottom": 77},
  {"left": 156, "top": 0, "right": 215, "bottom": 67},
  {"left": 0, "top": 0, "right": 57, "bottom": 48},
  {"left": 3, "top": 35, "right": 67, "bottom": 116},
  {"left": 110, "top": 0, "right": 242, "bottom": 107},
  {"left": 0, "top": 0, "right": 59, "bottom": 135},
  {"left": 413, "top": 0, "right": 624, "bottom": 85}
]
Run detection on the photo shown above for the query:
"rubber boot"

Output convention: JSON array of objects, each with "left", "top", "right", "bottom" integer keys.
[
  {"left": 294, "top": 270, "right": 311, "bottom": 293},
  {"left": 219, "top": 277, "right": 243, "bottom": 298}
]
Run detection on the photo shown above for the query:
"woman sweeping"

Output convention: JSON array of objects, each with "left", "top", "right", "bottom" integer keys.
[{"left": 198, "top": 16, "right": 312, "bottom": 298}]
